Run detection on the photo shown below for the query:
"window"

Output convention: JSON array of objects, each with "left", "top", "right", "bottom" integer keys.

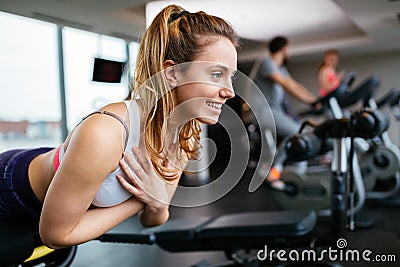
[
  {"left": 0, "top": 12, "right": 140, "bottom": 153},
  {"left": 0, "top": 12, "right": 60, "bottom": 152},
  {"left": 63, "top": 28, "right": 130, "bottom": 131}
]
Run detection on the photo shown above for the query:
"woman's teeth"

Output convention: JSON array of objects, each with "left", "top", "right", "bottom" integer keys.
[{"left": 206, "top": 101, "right": 222, "bottom": 109}]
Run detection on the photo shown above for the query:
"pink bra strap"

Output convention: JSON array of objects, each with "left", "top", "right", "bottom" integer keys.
[{"left": 53, "top": 145, "right": 61, "bottom": 172}]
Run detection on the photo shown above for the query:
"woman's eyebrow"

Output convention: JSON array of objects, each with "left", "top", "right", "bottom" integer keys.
[{"left": 210, "top": 64, "right": 236, "bottom": 74}]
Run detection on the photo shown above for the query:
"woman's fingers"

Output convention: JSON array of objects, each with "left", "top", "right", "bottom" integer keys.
[
  {"left": 116, "top": 174, "right": 141, "bottom": 195},
  {"left": 131, "top": 146, "right": 151, "bottom": 173},
  {"left": 122, "top": 151, "right": 147, "bottom": 180},
  {"left": 119, "top": 158, "right": 144, "bottom": 188},
  {"left": 118, "top": 146, "right": 171, "bottom": 206}
]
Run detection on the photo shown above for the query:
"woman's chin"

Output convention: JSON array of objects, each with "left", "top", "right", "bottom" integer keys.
[{"left": 198, "top": 116, "right": 219, "bottom": 125}]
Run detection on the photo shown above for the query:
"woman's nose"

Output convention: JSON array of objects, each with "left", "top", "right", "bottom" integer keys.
[{"left": 220, "top": 86, "right": 235, "bottom": 99}]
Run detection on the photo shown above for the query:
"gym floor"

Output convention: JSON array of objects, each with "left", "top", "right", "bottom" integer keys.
[{"left": 69, "top": 165, "right": 400, "bottom": 267}]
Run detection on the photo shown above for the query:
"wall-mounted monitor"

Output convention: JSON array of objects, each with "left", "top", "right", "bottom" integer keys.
[{"left": 92, "top": 58, "right": 124, "bottom": 83}]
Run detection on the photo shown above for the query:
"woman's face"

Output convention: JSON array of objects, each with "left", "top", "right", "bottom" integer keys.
[
  {"left": 172, "top": 37, "right": 237, "bottom": 125},
  {"left": 325, "top": 52, "right": 339, "bottom": 67}
]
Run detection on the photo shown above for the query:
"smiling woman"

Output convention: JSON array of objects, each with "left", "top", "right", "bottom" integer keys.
[
  {"left": 173, "top": 60, "right": 237, "bottom": 125},
  {"left": 0, "top": 4, "right": 240, "bottom": 252}
]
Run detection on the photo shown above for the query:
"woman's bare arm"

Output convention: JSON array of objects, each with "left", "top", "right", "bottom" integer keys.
[
  {"left": 117, "top": 145, "right": 183, "bottom": 227},
  {"left": 39, "top": 113, "right": 143, "bottom": 249}
]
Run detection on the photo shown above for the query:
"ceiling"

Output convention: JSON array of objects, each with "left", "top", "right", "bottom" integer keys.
[{"left": 0, "top": 0, "right": 399, "bottom": 62}]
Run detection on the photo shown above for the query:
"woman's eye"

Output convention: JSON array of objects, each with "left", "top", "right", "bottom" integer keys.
[{"left": 211, "top": 72, "right": 223, "bottom": 79}]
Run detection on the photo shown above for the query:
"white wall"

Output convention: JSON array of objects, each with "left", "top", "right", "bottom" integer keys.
[{"left": 288, "top": 50, "right": 400, "bottom": 145}]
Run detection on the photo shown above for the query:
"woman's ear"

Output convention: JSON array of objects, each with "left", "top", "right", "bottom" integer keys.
[{"left": 163, "top": 60, "right": 178, "bottom": 88}]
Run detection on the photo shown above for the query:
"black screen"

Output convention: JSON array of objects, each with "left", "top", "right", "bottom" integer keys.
[{"left": 92, "top": 58, "right": 124, "bottom": 83}]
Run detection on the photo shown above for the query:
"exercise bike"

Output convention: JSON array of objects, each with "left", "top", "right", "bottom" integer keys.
[
  {"left": 370, "top": 88, "right": 400, "bottom": 206},
  {"left": 359, "top": 89, "right": 400, "bottom": 200},
  {"left": 1, "top": 108, "right": 388, "bottom": 267},
  {"left": 270, "top": 76, "right": 400, "bottom": 212},
  {"left": 269, "top": 73, "right": 368, "bottom": 213}
]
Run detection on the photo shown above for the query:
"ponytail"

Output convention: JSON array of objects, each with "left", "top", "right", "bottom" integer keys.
[{"left": 131, "top": 4, "right": 239, "bottom": 181}]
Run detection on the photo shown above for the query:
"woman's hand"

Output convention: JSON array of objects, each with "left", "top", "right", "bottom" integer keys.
[
  {"left": 117, "top": 146, "right": 170, "bottom": 212},
  {"left": 338, "top": 70, "right": 346, "bottom": 80}
]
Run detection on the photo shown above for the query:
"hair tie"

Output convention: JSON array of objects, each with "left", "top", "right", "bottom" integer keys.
[{"left": 169, "top": 10, "right": 190, "bottom": 24}]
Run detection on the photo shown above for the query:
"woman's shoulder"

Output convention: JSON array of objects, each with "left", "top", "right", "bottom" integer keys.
[
  {"left": 70, "top": 102, "right": 129, "bottom": 147},
  {"left": 319, "top": 65, "right": 333, "bottom": 75},
  {"left": 100, "top": 101, "right": 129, "bottom": 118}
]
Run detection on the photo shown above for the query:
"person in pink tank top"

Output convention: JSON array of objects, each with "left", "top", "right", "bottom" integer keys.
[{"left": 318, "top": 49, "right": 345, "bottom": 97}]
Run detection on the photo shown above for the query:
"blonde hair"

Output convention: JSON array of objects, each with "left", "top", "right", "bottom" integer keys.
[{"left": 130, "top": 5, "right": 240, "bottom": 181}]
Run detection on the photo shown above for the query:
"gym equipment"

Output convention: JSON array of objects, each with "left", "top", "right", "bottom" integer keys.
[
  {"left": 0, "top": 211, "right": 319, "bottom": 267},
  {"left": 371, "top": 88, "right": 400, "bottom": 207},
  {"left": 1, "top": 108, "right": 387, "bottom": 267},
  {"left": 270, "top": 75, "right": 400, "bottom": 212},
  {"left": 270, "top": 73, "right": 367, "bottom": 212},
  {"left": 97, "top": 210, "right": 319, "bottom": 266},
  {"left": 376, "top": 88, "right": 400, "bottom": 110},
  {"left": 385, "top": 89, "right": 400, "bottom": 123},
  {"left": 360, "top": 89, "right": 400, "bottom": 199},
  {"left": 377, "top": 88, "right": 400, "bottom": 147},
  {"left": 0, "top": 220, "right": 77, "bottom": 267},
  {"left": 97, "top": 108, "right": 389, "bottom": 267}
]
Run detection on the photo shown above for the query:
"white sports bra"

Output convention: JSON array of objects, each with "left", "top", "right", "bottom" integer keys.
[{"left": 56, "top": 100, "right": 140, "bottom": 207}]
